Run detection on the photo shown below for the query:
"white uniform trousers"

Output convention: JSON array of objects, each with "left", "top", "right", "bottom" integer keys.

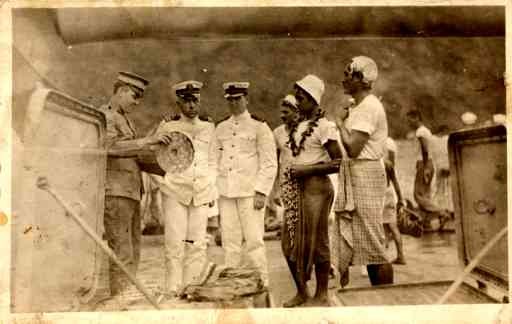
[
  {"left": 162, "top": 193, "right": 208, "bottom": 294},
  {"left": 219, "top": 196, "right": 268, "bottom": 285}
]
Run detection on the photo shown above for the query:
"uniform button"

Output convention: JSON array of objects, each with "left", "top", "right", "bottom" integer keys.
[
  {"left": 229, "top": 168, "right": 232, "bottom": 171},
  {"left": 233, "top": 132, "right": 236, "bottom": 136},
  {"left": 230, "top": 156, "right": 233, "bottom": 159},
  {"left": 232, "top": 144, "right": 235, "bottom": 148}
]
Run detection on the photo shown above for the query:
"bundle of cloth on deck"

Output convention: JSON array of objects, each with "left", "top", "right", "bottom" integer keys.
[
  {"left": 396, "top": 200, "right": 424, "bottom": 237},
  {"left": 182, "top": 267, "right": 265, "bottom": 302}
]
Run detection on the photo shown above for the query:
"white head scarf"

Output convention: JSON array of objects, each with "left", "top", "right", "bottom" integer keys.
[{"left": 345, "top": 56, "right": 378, "bottom": 87}]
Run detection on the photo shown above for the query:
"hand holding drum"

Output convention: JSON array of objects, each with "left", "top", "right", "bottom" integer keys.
[{"left": 155, "top": 131, "right": 195, "bottom": 174}]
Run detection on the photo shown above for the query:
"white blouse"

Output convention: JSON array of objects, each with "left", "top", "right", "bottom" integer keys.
[
  {"left": 292, "top": 117, "right": 339, "bottom": 165},
  {"left": 344, "top": 94, "right": 388, "bottom": 160}
]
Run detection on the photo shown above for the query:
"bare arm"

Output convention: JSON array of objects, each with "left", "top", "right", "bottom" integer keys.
[
  {"left": 388, "top": 150, "right": 396, "bottom": 167},
  {"left": 419, "top": 137, "right": 429, "bottom": 163},
  {"left": 334, "top": 104, "right": 372, "bottom": 159},
  {"left": 338, "top": 125, "right": 370, "bottom": 159},
  {"left": 269, "top": 148, "right": 283, "bottom": 205},
  {"left": 324, "top": 139, "right": 342, "bottom": 160},
  {"left": 291, "top": 159, "right": 342, "bottom": 178},
  {"left": 389, "top": 166, "right": 404, "bottom": 203},
  {"left": 291, "top": 136, "right": 342, "bottom": 178}
]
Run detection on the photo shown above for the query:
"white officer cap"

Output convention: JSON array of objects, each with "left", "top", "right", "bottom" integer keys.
[
  {"left": 173, "top": 80, "right": 203, "bottom": 99},
  {"left": 223, "top": 82, "right": 250, "bottom": 98}
]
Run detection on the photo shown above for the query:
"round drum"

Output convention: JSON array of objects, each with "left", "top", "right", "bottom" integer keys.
[{"left": 156, "top": 131, "right": 195, "bottom": 174}]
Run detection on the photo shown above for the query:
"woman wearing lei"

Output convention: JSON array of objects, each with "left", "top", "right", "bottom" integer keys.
[
  {"left": 283, "top": 75, "right": 342, "bottom": 307},
  {"left": 272, "top": 95, "right": 301, "bottom": 262}
]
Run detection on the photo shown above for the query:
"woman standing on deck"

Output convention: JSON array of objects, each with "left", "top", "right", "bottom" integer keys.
[
  {"left": 284, "top": 75, "right": 342, "bottom": 307},
  {"left": 334, "top": 56, "right": 394, "bottom": 286}
]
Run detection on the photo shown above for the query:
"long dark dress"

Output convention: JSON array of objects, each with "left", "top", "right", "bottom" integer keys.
[
  {"left": 281, "top": 117, "right": 338, "bottom": 283},
  {"left": 296, "top": 175, "right": 334, "bottom": 282}
]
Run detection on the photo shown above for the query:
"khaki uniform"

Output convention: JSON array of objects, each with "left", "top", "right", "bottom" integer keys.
[{"left": 101, "top": 104, "right": 142, "bottom": 295}]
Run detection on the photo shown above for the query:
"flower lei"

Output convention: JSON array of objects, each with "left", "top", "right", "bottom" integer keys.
[
  {"left": 281, "top": 167, "right": 300, "bottom": 248},
  {"left": 287, "top": 109, "right": 324, "bottom": 157}
]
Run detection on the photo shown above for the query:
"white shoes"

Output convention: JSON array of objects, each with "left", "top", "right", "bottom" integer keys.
[{"left": 360, "top": 265, "right": 368, "bottom": 277}]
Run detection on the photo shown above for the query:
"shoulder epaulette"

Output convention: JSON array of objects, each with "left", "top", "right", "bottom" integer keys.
[
  {"left": 198, "top": 115, "right": 210, "bottom": 122},
  {"left": 250, "top": 113, "right": 266, "bottom": 123},
  {"left": 216, "top": 115, "right": 230, "bottom": 125},
  {"left": 171, "top": 114, "right": 181, "bottom": 121}
]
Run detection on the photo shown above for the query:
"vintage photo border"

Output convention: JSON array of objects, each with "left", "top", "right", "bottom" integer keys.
[{"left": 0, "top": 0, "right": 510, "bottom": 323}]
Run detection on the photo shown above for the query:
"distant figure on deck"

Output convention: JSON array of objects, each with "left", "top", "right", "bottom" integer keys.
[
  {"left": 383, "top": 137, "right": 406, "bottom": 265},
  {"left": 406, "top": 109, "right": 449, "bottom": 230},
  {"left": 430, "top": 126, "right": 454, "bottom": 216},
  {"left": 406, "top": 109, "right": 436, "bottom": 212}
]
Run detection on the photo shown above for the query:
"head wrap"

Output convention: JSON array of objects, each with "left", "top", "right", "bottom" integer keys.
[
  {"left": 345, "top": 56, "right": 378, "bottom": 86},
  {"left": 282, "top": 94, "right": 298, "bottom": 110}
]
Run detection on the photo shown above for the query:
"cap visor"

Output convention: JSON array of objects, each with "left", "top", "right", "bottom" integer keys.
[
  {"left": 178, "top": 94, "right": 200, "bottom": 101},
  {"left": 224, "top": 93, "right": 245, "bottom": 99}
]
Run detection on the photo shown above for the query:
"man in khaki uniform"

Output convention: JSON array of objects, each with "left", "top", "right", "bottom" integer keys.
[
  {"left": 100, "top": 72, "right": 170, "bottom": 301},
  {"left": 215, "top": 82, "right": 277, "bottom": 287}
]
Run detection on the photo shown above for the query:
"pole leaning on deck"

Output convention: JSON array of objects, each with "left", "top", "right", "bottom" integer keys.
[
  {"left": 36, "top": 176, "right": 162, "bottom": 310},
  {"left": 436, "top": 226, "right": 507, "bottom": 305}
]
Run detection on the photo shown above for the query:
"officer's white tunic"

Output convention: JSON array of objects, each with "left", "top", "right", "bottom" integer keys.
[
  {"left": 155, "top": 116, "right": 218, "bottom": 293},
  {"left": 215, "top": 110, "right": 277, "bottom": 285}
]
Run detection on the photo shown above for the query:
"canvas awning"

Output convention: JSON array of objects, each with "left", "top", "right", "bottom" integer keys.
[{"left": 53, "top": 6, "right": 505, "bottom": 45}]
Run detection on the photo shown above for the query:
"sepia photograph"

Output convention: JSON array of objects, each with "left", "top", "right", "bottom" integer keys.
[{"left": 2, "top": 2, "right": 510, "bottom": 323}]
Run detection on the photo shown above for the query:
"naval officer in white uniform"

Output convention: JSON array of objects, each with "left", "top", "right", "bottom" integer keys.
[
  {"left": 154, "top": 80, "right": 217, "bottom": 298},
  {"left": 215, "top": 82, "right": 277, "bottom": 286}
]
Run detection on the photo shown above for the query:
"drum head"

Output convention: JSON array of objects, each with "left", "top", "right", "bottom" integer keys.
[{"left": 156, "top": 131, "right": 195, "bottom": 174}]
